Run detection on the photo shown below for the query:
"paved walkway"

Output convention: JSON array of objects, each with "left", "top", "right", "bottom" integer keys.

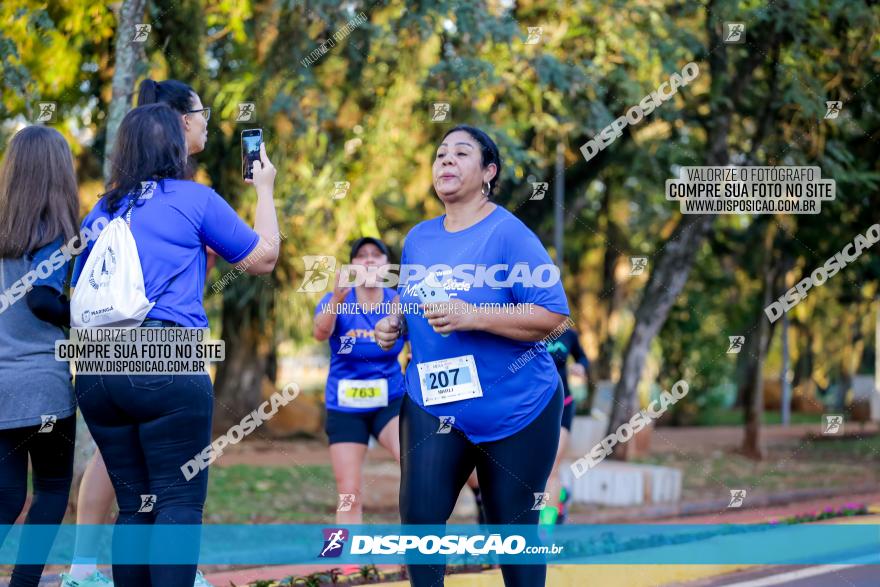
[{"left": 199, "top": 492, "right": 880, "bottom": 586}]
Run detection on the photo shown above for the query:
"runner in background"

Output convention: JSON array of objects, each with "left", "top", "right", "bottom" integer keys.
[
  {"left": 467, "top": 327, "right": 590, "bottom": 527},
  {"left": 376, "top": 125, "right": 569, "bottom": 586},
  {"left": 313, "top": 237, "right": 405, "bottom": 524},
  {"left": 541, "top": 326, "right": 591, "bottom": 525},
  {"left": 63, "top": 78, "right": 217, "bottom": 587},
  {"left": 0, "top": 126, "right": 79, "bottom": 587}
]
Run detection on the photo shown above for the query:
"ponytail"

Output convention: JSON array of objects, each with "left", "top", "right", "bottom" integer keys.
[
  {"left": 136, "top": 78, "right": 196, "bottom": 115},
  {"left": 137, "top": 78, "right": 160, "bottom": 106}
]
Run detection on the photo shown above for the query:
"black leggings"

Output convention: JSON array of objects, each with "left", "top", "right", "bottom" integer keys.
[
  {"left": 399, "top": 385, "right": 562, "bottom": 587},
  {"left": 0, "top": 415, "right": 76, "bottom": 587},
  {"left": 76, "top": 373, "right": 214, "bottom": 587}
]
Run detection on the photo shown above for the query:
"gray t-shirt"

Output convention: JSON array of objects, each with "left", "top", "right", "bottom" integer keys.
[{"left": 0, "top": 240, "right": 75, "bottom": 430}]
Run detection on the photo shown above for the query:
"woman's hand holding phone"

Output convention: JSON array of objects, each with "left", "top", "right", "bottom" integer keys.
[{"left": 246, "top": 143, "right": 276, "bottom": 192}]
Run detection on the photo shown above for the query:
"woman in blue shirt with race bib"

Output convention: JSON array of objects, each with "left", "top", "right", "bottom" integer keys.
[
  {"left": 375, "top": 125, "right": 569, "bottom": 587},
  {"left": 313, "top": 237, "right": 404, "bottom": 524}
]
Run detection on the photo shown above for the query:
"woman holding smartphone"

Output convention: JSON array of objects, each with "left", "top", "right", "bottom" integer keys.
[
  {"left": 313, "top": 237, "right": 404, "bottom": 525},
  {"left": 375, "top": 125, "right": 568, "bottom": 586},
  {"left": 71, "top": 103, "right": 278, "bottom": 587},
  {"left": 62, "top": 78, "right": 220, "bottom": 587}
]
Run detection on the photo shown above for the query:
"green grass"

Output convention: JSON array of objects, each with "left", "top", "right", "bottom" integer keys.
[
  {"left": 634, "top": 434, "right": 880, "bottom": 501},
  {"left": 803, "top": 434, "right": 880, "bottom": 460},
  {"left": 204, "top": 464, "right": 336, "bottom": 523},
  {"left": 692, "top": 409, "right": 823, "bottom": 427}
]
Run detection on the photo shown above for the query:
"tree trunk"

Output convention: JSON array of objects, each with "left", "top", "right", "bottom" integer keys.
[
  {"left": 102, "top": 0, "right": 148, "bottom": 181},
  {"left": 792, "top": 318, "right": 813, "bottom": 390},
  {"left": 72, "top": 0, "right": 147, "bottom": 510},
  {"left": 835, "top": 313, "right": 862, "bottom": 412},
  {"left": 211, "top": 278, "right": 278, "bottom": 432},
  {"left": 742, "top": 229, "right": 780, "bottom": 459},
  {"left": 606, "top": 213, "right": 717, "bottom": 458},
  {"left": 595, "top": 182, "right": 622, "bottom": 381},
  {"left": 781, "top": 309, "right": 791, "bottom": 426},
  {"left": 734, "top": 330, "right": 762, "bottom": 408},
  {"left": 604, "top": 5, "right": 785, "bottom": 457}
]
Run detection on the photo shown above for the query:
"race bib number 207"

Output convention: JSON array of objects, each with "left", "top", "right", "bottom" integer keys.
[{"left": 416, "top": 355, "right": 482, "bottom": 406}]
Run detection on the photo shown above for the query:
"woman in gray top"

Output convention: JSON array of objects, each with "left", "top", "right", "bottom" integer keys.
[{"left": 0, "top": 125, "right": 80, "bottom": 587}]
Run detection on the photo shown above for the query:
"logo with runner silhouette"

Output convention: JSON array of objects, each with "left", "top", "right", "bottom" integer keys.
[
  {"left": 727, "top": 489, "right": 746, "bottom": 508},
  {"left": 630, "top": 257, "right": 648, "bottom": 275},
  {"left": 822, "top": 414, "right": 843, "bottom": 435},
  {"left": 138, "top": 494, "right": 157, "bottom": 513},
  {"left": 337, "top": 336, "right": 355, "bottom": 355},
  {"left": 87, "top": 247, "right": 117, "bottom": 290},
  {"left": 437, "top": 416, "right": 455, "bottom": 434},
  {"left": 38, "top": 415, "right": 57, "bottom": 433},
  {"left": 723, "top": 22, "right": 745, "bottom": 43},
  {"left": 727, "top": 336, "right": 745, "bottom": 354},
  {"left": 132, "top": 24, "right": 151, "bottom": 42},
  {"left": 236, "top": 103, "right": 256, "bottom": 122},
  {"left": 431, "top": 103, "right": 450, "bottom": 122},
  {"left": 330, "top": 181, "right": 350, "bottom": 200},
  {"left": 36, "top": 102, "right": 56, "bottom": 122},
  {"left": 525, "top": 27, "right": 543, "bottom": 45},
  {"left": 824, "top": 101, "right": 842, "bottom": 120},
  {"left": 532, "top": 492, "right": 550, "bottom": 510},
  {"left": 319, "top": 528, "right": 349, "bottom": 558},
  {"left": 530, "top": 182, "right": 548, "bottom": 200},
  {"left": 297, "top": 256, "right": 337, "bottom": 292},
  {"left": 337, "top": 494, "right": 356, "bottom": 512},
  {"left": 139, "top": 181, "right": 157, "bottom": 200}
]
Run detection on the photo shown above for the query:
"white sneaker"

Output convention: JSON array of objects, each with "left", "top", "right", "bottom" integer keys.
[
  {"left": 59, "top": 570, "right": 113, "bottom": 586},
  {"left": 193, "top": 570, "right": 215, "bottom": 587}
]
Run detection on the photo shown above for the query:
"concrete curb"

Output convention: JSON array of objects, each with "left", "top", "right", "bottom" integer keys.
[{"left": 570, "top": 483, "right": 880, "bottom": 523}]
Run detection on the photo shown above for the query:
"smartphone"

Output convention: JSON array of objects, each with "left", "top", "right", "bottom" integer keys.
[
  {"left": 415, "top": 282, "right": 450, "bottom": 304},
  {"left": 241, "top": 129, "right": 263, "bottom": 180},
  {"left": 415, "top": 281, "right": 450, "bottom": 337}
]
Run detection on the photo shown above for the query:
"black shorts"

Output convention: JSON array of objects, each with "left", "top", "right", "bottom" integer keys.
[{"left": 325, "top": 396, "right": 404, "bottom": 445}]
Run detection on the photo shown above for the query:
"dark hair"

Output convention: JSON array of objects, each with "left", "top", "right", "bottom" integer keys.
[
  {"left": 0, "top": 126, "right": 79, "bottom": 258},
  {"left": 350, "top": 237, "right": 390, "bottom": 261},
  {"left": 102, "top": 103, "right": 187, "bottom": 214},
  {"left": 137, "top": 78, "right": 201, "bottom": 179},
  {"left": 137, "top": 78, "right": 196, "bottom": 114},
  {"left": 441, "top": 125, "right": 502, "bottom": 195}
]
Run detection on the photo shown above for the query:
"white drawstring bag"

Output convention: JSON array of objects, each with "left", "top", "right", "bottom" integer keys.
[{"left": 71, "top": 192, "right": 154, "bottom": 328}]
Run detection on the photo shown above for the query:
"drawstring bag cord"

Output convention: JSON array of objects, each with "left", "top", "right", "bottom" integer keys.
[{"left": 124, "top": 192, "right": 141, "bottom": 227}]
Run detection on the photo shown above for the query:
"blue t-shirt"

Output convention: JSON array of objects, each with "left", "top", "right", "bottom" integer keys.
[
  {"left": 31, "top": 236, "right": 68, "bottom": 292},
  {"left": 316, "top": 287, "right": 406, "bottom": 412},
  {"left": 399, "top": 206, "right": 569, "bottom": 443},
  {"left": 72, "top": 179, "right": 259, "bottom": 327}
]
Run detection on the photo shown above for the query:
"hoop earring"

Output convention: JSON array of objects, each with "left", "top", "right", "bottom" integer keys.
[{"left": 481, "top": 181, "right": 491, "bottom": 197}]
